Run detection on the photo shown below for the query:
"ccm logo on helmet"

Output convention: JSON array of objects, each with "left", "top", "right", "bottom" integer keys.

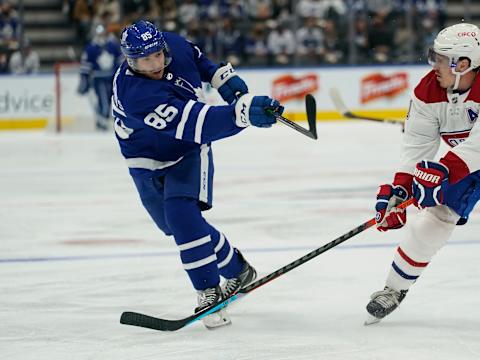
[
  {"left": 413, "top": 168, "right": 441, "bottom": 184},
  {"left": 457, "top": 31, "right": 477, "bottom": 37}
]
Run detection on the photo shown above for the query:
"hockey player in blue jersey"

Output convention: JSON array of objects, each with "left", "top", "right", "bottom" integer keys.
[
  {"left": 78, "top": 24, "right": 123, "bottom": 130},
  {"left": 113, "top": 20, "right": 284, "bottom": 329}
]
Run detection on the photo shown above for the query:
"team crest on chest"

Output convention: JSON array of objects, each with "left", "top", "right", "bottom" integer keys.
[
  {"left": 466, "top": 107, "right": 479, "bottom": 123},
  {"left": 441, "top": 130, "right": 471, "bottom": 147}
]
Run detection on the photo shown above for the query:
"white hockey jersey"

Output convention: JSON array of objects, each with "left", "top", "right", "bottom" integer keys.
[{"left": 398, "top": 70, "right": 480, "bottom": 183}]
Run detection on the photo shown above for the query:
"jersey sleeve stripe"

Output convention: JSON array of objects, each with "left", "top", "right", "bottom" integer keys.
[
  {"left": 175, "top": 100, "right": 195, "bottom": 140},
  {"left": 111, "top": 96, "right": 126, "bottom": 117},
  {"left": 194, "top": 104, "right": 210, "bottom": 143}
]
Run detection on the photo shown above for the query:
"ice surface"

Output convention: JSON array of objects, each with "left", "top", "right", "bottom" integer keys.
[{"left": 1, "top": 122, "right": 479, "bottom": 360}]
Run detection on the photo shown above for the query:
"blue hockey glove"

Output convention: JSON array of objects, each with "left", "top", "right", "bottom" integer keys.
[
  {"left": 211, "top": 62, "right": 248, "bottom": 104},
  {"left": 412, "top": 160, "right": 449, "bottom": 208},
  {"left": 77, "top": 74, "right": 90, "bottom": 95},
  {"left": 234, "top": 94, "right": 284, "bottom": 128}
]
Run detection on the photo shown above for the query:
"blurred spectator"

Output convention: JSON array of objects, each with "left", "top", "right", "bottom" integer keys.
[
  {"left": 97, "top": 0, "right": 120, "bottom": 23},
  {"left": 244, "top": 22, "right": 269, "bottom": 66},
  {"left": 219, "top": 0, "right": 247, "bottom": 20},
  {"left": 215, "top": 17, "right": 244, "bottom": 67},
  {"left": 184, "top": 20, "right": 217, "bottom": 60},
  {"left": 73, "top": 0, "right": 99, "bottom": 46},
  {"left": 322, "top": 19, "right": 345, "bottom": 64},
  {"left": 368, "top": 12, "right": 394, "bottom": 63},
  {"left": 362, "top": 0, "right": 395, "bottom": 16},
  {"left": 248, "top": 0, "right": 273, "bottom": 20},
  {"left": 0, "top": 46, "right": 9, "bottom": 74},
  {"left": 296, "top": 17, "right": 324, "bottom": 65},
  {"left": 0, "top": 1, "right": 19, "bottom": 50},
  {"left": 150, "top": 0, "right": 177, "bottom": 24},
  {"left": 297, "top": 0, "right": 345, "bottom": 20},
  {"left": 122, "top": 0, "right": 150, "bottom": 23},
  {"left": 178, "top": 0, "right": 199, "bottom": 27},
  {"left": 9, "top": 40, "right": 40, "bottom": 74},
  {"left": 267, "top": 21, "right": 295, "bottom": 65},
  {"left": 393, "top": 16, "right": 412, "bottom": 64},
  {"left": 297, "top": 0, "right": 324, "bottom": 19},
  {"left": 353, "top": 17, "right": 369, "bottom": 64}
]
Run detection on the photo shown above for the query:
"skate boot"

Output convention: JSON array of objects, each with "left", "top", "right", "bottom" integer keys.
[
  {"left": 222, "top": 254, "right": 257, "bottom": 299},
  {"left": 195, "top": 286, "right": 231, "bottom": 329},
  {"left": 365, "top": 286, "right": 408, "bottom": 325}
]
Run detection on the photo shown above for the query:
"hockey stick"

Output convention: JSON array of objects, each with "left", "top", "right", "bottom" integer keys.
[
  {"left": 270, "top": 94, "right": 318, "bottom": 140},
  {"left": 120, "top": 198, "right": 414, "bottom": 332},
  {"left": 329, "top": 87, "right": 405, "bottom": 125}
]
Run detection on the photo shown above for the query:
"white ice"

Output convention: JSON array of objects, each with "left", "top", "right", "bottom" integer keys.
[{"left": 1, "top": 122, "right": 479, "bottom": 360}]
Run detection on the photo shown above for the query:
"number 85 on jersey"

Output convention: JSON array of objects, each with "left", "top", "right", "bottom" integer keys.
[{"left": 144, "top": 104, "right": 178, "bottom": 130}]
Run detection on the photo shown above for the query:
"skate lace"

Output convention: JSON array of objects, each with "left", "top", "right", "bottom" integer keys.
[
  {"left": 223, "top": 278, "right": 241, "bottom": 297},
  {"left": 198, "top": 288, "right": 219, "bottom": 307},
  {"left": 371, "top": 288, "right": 401, "bottom": 308}
]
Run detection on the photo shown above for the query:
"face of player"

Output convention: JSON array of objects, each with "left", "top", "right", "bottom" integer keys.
[
  {"left": 429, "top": 51, "right": 456, "bottom": 88},
  {"left": 135, "top": 51, "right": 167, "bottom": 80}
]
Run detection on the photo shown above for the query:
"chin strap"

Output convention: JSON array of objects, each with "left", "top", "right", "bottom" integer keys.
[{"left": 451, "top": 65, "right": 475, "bottom": 90}]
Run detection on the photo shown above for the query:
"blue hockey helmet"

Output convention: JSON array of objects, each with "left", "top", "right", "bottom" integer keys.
[{"left": 120, "top": 20, "right": 172, "bottom": 70}]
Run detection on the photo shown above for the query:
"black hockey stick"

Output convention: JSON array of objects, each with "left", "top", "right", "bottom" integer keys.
[
  {"left": 270, "top": 94, "right": 318, "bottom": 140},
  {"left": 120, "top": 198, "right": 414, "bottom": 332},
  {"left": 329, "top": 87, "right": 405, "bottom": 125}
]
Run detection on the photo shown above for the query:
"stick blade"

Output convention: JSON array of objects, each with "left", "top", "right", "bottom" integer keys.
[
  {"left": 329, "top": 87, "right": 349, "bottom": 116},
  {"left": 305, "top": 94, "right": 317, "bottom": 139},
  {"left": 120, "top": 311, "right": 190, "bottom": 331}
]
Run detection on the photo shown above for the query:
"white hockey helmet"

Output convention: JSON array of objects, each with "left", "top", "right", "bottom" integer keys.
[{"left": 429, "top": 23, "right": 480, "bottom": 89}]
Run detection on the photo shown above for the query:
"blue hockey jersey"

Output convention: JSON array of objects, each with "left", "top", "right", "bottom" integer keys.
[
  {"left": 112, "top": 32, "right": 243, "bottom": 177},
  {"left": 80, "top": 36, "right": 123, "bottom": 78}
]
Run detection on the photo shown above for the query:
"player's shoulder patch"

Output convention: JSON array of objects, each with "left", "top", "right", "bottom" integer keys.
[
  {"left": 465, "top": 73, "right": 480, "bottom": 102},
  {"left": 414, "top": 70, "right": 448, "bottom": 104}
]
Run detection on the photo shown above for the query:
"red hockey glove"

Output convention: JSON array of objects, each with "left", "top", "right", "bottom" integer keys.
[{"left": 375, "top": 173, "right": 412, "bottom": 232}]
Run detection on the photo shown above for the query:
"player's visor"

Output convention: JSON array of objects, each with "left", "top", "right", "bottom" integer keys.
[{"left": 427, "top": 47, "right": 453, "bottom": 68}]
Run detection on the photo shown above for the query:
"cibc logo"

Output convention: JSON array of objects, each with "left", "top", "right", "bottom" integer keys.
[{"left": 457, "top": 32, "right": 477, "bottom": 37}]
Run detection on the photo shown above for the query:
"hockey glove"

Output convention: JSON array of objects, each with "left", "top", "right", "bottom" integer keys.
[
  {"left": 375, "top": 173, "right": 412, "bottom": 232},
  {"left": 234, "top": 94, "right": 283, "bottom": 128},
  {"left": 211, "top": 62, "right": 248, "bottom": 104},
  {"left": 77, "top": 74, "right": 90, "bottom": 95},
  {"left": 412, "top": 160, "right": 449, "bottom": 208}
]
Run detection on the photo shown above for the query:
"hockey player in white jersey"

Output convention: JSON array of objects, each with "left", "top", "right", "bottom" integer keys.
[{"left": 366, "top": 23, "right": 480, "bottom": 324}]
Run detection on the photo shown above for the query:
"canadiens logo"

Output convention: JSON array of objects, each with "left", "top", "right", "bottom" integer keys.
[
  {"left": 441, "top": 130, "right": 471, "bottom": 147},
  {"left": 466, "top": 107, "right": 479, "bottom": 123}
]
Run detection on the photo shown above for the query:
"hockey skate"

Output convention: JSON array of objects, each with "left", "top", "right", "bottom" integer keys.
[
  {"left": 195, "top": 286, "right": 231, "bottom": 329},
  {"left": 222, "top": 255, "right": 257, "bottom": 299},
  {"left": 364, "top": 286, "right": 408, "bottom": 325}
]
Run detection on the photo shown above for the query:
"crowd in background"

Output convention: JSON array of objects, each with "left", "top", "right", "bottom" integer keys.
[
  {"left": 1, "top": 0, "right": 450, "bottom": 73},
  {"left": 0, "top": 0, "right": 39, "bottom": 74}
]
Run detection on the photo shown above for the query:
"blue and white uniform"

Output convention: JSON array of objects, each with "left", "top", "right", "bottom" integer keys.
[
  {"left": 79, "top": 33, "right": 123, "bottom": 128},
  {"left": 112, "top": 32, "right": 245, "bottom": 290}
]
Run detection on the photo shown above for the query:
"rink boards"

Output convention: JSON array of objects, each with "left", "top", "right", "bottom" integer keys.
[{"left": 0, "top": 65, "right": 430, "bottom": 130}]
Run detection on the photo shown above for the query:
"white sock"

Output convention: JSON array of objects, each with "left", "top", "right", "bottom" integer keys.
[{"left": 385, "top": 205, "right": 459, "bottom": 291}]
